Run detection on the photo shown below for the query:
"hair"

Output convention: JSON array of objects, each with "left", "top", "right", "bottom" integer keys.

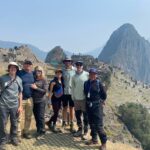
[{"left": 34, "top": 66, "right": 45, "bottom": 79}]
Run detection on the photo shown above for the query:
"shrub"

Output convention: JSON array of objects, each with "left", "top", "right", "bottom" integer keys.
[{"left": 118, "top": 103, "right": 150, "bottom": 150}]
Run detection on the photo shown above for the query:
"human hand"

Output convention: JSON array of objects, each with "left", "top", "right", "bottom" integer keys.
[
  {"left": 17, "top": 106, "right": 23, "bottom": 114},
  {"left": 31, "top": 83, "right": 38, "bottom": 89}
]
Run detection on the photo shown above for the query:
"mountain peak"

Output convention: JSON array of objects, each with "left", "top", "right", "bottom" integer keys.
[{"left": 98, "top": 23, "right": 150, "bottom": 83}]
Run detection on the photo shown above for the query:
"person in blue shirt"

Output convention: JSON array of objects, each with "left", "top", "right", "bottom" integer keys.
[{"left": 17, "top": 60, "right": 34, "bottom": 139}]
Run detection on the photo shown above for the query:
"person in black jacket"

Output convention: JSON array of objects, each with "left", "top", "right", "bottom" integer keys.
[
  {"left": 84, "top": 68, "right": 107, "bottom": 150},
  {"left": 46, "top": 69, "right": 64, "bottom": 133},
  {"left": 31, "top": 66, "right": 47, "bottom": 139}
]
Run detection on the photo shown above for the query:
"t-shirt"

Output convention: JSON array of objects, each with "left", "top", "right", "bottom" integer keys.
[
  {"left": 0, "top": 74, "right": 23, "bottom": 108},
  {"left": 63, "top": 66, "right": 76, "bottom": 95},
  {"left": 17, "top": 70, "right": 34, "bottom": 100}
]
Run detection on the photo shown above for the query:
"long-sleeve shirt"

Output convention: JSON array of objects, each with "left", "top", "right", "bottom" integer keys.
[
  {"left": 32, "top": 79, "right": 47, "bottom": 103},
  {"left": 72, "top": 71, "right": 89, "bottom": 101}
]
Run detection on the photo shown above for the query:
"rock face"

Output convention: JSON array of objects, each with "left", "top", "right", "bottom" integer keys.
[
  {"left": 0, "top": 45, "right": 40, "bottom": 64},
  {"left": 98, "top": 23, "right": 150, "bottom": 83},
  {"left": 45, "top": 46, "right": 66, "bottom": 66}
]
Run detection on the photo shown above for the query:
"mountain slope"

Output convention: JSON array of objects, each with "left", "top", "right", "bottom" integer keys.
[
  {"left": 0, "top": 40, "right": 47, "bottom": 61},
  {"left": 98, "top": 23, "right": 150, "bottom": 83}
]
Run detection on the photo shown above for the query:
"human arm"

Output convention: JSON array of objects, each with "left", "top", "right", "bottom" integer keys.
[
  {"left": 99, "top": 82, "right": 107, "bottom": 103},
  {"left": 48, "top": 81, "right": 55, "bottom": 108},
  {"left": 17, "top": 92, "right": 23, "bottom": 113}
]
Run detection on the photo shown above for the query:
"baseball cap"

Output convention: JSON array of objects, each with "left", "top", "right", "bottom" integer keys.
[
  {"left": 24, "top": 59, "right": 33, "bottom": 65},
  {"left": 89, "top": 68, "right": 98, "bottom": 74}
]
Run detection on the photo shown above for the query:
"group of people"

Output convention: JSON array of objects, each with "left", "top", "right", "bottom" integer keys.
[{"left": 0, "top": 57, "right": 107, "bottom": 150}]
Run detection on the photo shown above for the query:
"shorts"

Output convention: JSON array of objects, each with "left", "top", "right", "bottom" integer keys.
[
  {"left": 62, "top": 95, "right": 74, "bottom": 107},
  {"left": 74, "top": 100, "right": 86, "bottom": 112}
]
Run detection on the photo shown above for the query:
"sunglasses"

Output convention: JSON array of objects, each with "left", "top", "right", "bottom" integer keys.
[{"left": 76, "top": 63, "right": 83, "bottom": 66}]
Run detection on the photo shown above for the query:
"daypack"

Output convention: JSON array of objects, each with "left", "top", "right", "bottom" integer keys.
[{"left": 49, "top": 77, "right": 64, "bottom": 98}]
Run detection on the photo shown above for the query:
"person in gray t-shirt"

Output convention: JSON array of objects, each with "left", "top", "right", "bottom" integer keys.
[{"left": 0, "top": 62, "right": 23, "bottom": 149}]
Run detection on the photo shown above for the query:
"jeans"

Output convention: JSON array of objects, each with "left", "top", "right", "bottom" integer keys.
[
  {"left": 33, "top": 102, "right": 46, "bottom": 133},
  {"left": 0, "top": 106, "right": 18, "bottom": 144}
]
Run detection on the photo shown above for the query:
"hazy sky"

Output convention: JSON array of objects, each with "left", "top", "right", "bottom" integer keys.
[{"left": 0, "top": 0, "right": 150, "bottom": 52}]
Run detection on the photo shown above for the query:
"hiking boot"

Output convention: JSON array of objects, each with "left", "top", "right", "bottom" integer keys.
[
  {"left": 73, "top": 129, "right": 82, "bottom": 137},
  {"left": 22, "top": 133, "right": 32, "bottom": 139},
  {"left": 51, "top": 125, "right": 61, "bottom": 133},
  {"left": 99, "top": 144, "right": 106, "bottom": 150},
  {"left": 82, "top": 132, "right": 88, "bottom": 140},
  {"left": 85, "top": 139, "right": 98, "bottom": 145},
  {"left": 70, "top": 122, "right": 76, "bottom": 133},
  {"left": 11, "top": 138, "right": 19, "bottom": 146},
  {"left": 45, "top": 121, "right": 53, "bottom": 130}
]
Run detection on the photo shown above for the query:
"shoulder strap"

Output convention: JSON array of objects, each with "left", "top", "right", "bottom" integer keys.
[{"left": 0, "top": 76, "right": 16, "bottom": 97}]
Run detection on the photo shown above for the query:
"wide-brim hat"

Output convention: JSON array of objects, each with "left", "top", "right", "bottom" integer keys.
[
  {"left": 8, "top": 62, "right": 19, "bottom": 70},
  {"left": 63, "top": 56, "right": 73, "bottom": 63}
]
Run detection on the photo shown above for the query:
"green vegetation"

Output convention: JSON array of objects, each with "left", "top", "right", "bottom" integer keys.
[{"left": 119, "top": 103, "right": 150, "bottom": 150}]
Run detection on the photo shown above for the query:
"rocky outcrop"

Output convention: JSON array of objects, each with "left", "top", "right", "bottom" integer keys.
[{"left": 45, "top": 46, "right": 66, "bottom": 66}]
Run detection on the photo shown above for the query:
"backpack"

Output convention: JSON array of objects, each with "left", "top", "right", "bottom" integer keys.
[{"left": 49, "top": 77, "right": 64, "bottom": 98}]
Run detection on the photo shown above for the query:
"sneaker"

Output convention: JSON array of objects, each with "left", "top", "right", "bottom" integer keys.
[
  {"left": 22, "top": 133, "right": 32, "bottom": 139},
  {"left": 99, "top": 144, "right": 106, "bottom": 150},
  {"left": 0, "top": 144, "right": 6, "bottom": 150},
  {"left": 36, "top": 133, "right": 45, "bottom": 140},
  {"left": 11, "top": 138, "right": 19, "bottom": 146},
  {"left": 82, "top": 132, "right": 88, "bottom": 140},
  {"left": 73, "top": 129, "right": 82, "bottom": 137},
  {"left": 45, "top": 121, "right": 53, "bottom": 130},
  {"left": 85, "top": 139, "right": 98, "bottom": 145}
]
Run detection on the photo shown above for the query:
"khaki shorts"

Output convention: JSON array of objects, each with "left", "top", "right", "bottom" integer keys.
[{"left": 74, "top": 100, "right": 86, "bottom": 112}]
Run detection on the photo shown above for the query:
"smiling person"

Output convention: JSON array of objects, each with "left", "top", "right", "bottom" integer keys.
[
  {"left": 0, "top": 62, "right": 23, "bottom": 150},
  {"left": 72, "top": 61, "right": 89, "bottom": 140},
  {"left": 84, "top": 68, "right": 107, "bottom": 150},
  {"left": 62, "top": 56, "right": 76, "bottom": 132},
  {"left": 31, "top": 66, "right": 47, "bottom": 139},
  {"left": 46, "top": 68, "right": 64, "bottom": 133},
  {"left": 17, "top": 60, "right": 34, "bottom": 139}
]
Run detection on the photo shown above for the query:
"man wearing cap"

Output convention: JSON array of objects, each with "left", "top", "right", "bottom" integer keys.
[
  {"left": 72, "top": 61, "right": 89, "bottom": 139},
  {"left": 17, "top": 60, "right": 34, "bottom": 139},
  {"left": 84, "top": 68, "right": 107, "bottom": 150},
  {"left": 62, "top": 56, "right": 76, "bottom": 132},
  {"left": 0, "top": 62, "right": 23, "bottom": 149}
]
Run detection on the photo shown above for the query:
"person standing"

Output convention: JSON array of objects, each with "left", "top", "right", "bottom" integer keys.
[
  {"left": 84, "top": 68, "right": 107, "bottom": 150},
  {"left": 72, "top": 61, "right": 89, "bottom": 139},
  {"left": 0, "top": 62, "right": 23, "bottom": 150},
  {"left": 17, "top": 60, "right": 34, "bottom": 139},
  {"left": 31, "top": 66, "right": 47, "bottom": 139},
  {"left": 62, "top": 56, "right": 76, "bottom": 132},
  {"left": 46, "top": 69, "right": 64, "bottom": 133}
]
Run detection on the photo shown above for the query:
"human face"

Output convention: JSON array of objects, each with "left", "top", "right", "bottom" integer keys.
[
  {"left": 35, "top": 70, "right": 42, "bottom": 79},
  {"left": 55, "top": 71, "right": 62, "bottom": 79},
  {"left": 64, "top": 60, "right": 72, "bottom": 68},
  {"left": 23, "top": 64, "right": 32, "bottom": 72},
  {"left": 89, "top": 72, "right": 97, "bottom": 80},
  {"left": 9, "top": 65, "right": 17, "bottom": 76},
  {"left": 76, "top": 64, "right": 83, "bottom": 73}
]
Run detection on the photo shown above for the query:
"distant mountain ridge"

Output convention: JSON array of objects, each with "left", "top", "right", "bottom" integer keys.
[
  {"left": 0, "top": 40, "right": 47, "bottom": 61},
  {"left": 99, "top": 23, "right": 150, "bottom": 83}
]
